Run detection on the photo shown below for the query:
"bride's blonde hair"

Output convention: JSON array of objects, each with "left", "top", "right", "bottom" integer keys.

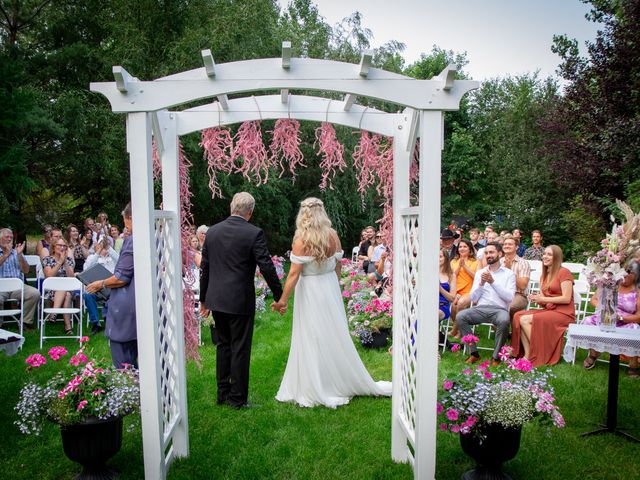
[{"left": 294, "top": 197, "right": 332, "bottom": 262}]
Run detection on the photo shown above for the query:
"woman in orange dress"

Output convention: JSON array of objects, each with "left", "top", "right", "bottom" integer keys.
[
  {"left": 511, "top": 245, "right": 575, "bottom": 367},
  {"left": 448, "top": 239, "right": 479, "bottom": 337}
]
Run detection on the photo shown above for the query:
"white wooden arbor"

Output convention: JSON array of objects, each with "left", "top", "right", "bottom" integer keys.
[{"left": 91, "top": 43, "right": 477, "bottom": 480}]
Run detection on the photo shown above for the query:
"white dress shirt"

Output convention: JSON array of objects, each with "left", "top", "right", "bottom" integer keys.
[{"left": 469, "top": 265, "right": 516, "bottom": 310}]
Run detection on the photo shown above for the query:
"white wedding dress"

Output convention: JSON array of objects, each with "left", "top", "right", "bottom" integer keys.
[{"left": 276, "top": 251, "right": 392, "bottom": 408}]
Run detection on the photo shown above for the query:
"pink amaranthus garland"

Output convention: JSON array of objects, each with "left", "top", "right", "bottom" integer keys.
[
  {"left": 200, "top": 127, "right": 235, "bottom": 199},
  {"left": 315, "top": 122, "right": 346, "bottom": 191},
  {"left": 269, "top": 119, "right": 305, "bottom": 181},
  {"left": 234, "top": 121, "right": 272, "bottom": 184}
]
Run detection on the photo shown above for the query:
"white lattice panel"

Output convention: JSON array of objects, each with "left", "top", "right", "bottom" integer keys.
[
  {"left": 154, "top": 213, "right": 183, "bottom": 462},
  {"left": 397, "top": 212, "right": 419, "bottom": 448}
]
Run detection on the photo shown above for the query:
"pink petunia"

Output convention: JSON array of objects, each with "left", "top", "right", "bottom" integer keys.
[
  {"left": 484, "top": 371, "right": 492, "bottom": 380},
  {"left": 450, "top": 424, "right": 461, "bottom": 433},
  {"left": 25, "top": 354, "right": 47, "bottom": 368},
  {"left": 460, "top": 334, "right": 480, "bottom": 345},
  {"left": 446, "top": 408, "right": 459, "bottom": 421},
  {"left": 436, "top": 402, "right": 444, "bottom": 414},
  {"left": 451, "top": 343, "right": 461, "bottom": 353},
  {"left": 498, "top": 345, "right": 513, "bottom": 362},
  {"left": 80, "top": 336, "right": 90, "bottom": 344},
  {"left": 442, "top": 380, "right": 454, "bottom": 391},
  {"left": 462, "top": 369, "right": 473, "bottom": 375},
  {"left": 439, "top": 423, "right": 448, "bottom": 431},
  {"left": 342, "top": 291, "right": 350, "bottom": 298},
  {"left": 76, "top": 400, "right": 88, "bottom": 411}
]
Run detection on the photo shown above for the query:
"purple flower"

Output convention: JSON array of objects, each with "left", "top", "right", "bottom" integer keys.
[{"left": 442, "top": 380, "right": 454, "bottom": 391}]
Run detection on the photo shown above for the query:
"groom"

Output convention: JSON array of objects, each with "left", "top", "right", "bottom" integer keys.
[{"left": 199, "top": 192, "right": 283, "bottom": 408}]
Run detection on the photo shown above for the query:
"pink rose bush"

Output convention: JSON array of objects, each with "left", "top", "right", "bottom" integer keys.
[
  {"left": 15, "top": 339, "right": 139, "bottom": 435},
  {"left": 438, "top": 346, "right": 565, "bottom": 436}
]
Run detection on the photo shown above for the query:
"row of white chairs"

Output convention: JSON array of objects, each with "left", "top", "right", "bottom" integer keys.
[{"left": 0, "top": 276, "right": 85, "bottom": 349}]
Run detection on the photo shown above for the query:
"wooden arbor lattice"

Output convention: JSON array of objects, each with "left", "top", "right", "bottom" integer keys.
[{"left": 91, "top": 43, "right": 478, "bottom": 480}]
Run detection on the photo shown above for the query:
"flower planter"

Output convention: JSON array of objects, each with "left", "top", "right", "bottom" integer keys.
[
  {"left": 362, "top": 328, "right": 391, "bottom": 349},
  {"left": 60, "top": 416, "right": 123, "bottom": 480},
  {"left": 459, "top": 424, "right": 521, "bottom": 480}
]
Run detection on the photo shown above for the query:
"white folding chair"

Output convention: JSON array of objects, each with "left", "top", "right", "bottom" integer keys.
[
  {"left": 351, "top": 246, "right": 359, "bottom": 263},
  {"left": 562, "top": 262, "right": 585, "bottom": 276},
  {"left": 39, "top": 277, "right": 84, "bottom": 348},
  {"left": 0, "top": 278, "right": 24, "bottom": 338},
  {"left": 24, "top": 255, "right": 43, "bottom": 286},
  {"left": 526, "top": 270, "right": 542, "bottom": 309},
  {"left": 526, "top": 259, "right": 542, "bottom": 273}
]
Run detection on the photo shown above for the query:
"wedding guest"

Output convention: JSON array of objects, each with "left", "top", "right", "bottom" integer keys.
[
  {"left": 501, "top": 235, "right": 530, "bottom": 319},
  {"left": 0, "top": 228, "right": 40, "bottom": 329},
  {"left": 440, "top": 229, "right": 459, "bottom": 259},
  {"left": 83, "top": 237, "right": 119, "bottom": 334},
  {"left": 439, "top": 248, "right": 457, "bottom": 322},
  {"left": 35, "top": 224, "right": 53, "bottom": 258},
  {"left": 448, "top": 239, "right": 478, "bottom": 337},
  {"left": 456, "top": 242, "right": 516, "bottom": 366},
  {"left": 189, "top": 235, "right": 202, "bottom": 270},
  {"left": 469, "top": 228, "right": 481, "bottom": 252},
  {"left": 511, "top": 245, "right": 575, "bottom": 367},
  {"left": 367, "top": 233, "right": 385, "bottom": 275},
  {"left": 358, "top": 226, "right": 375, "bottom": 272},
  {"left": 39, "top": 227, "right": 63, "bottom": 259},
  {"left": 196, "top": 225, "right": 208, "bottom": 249},
  {"left": 43, "top": 237, "right": 76, "bottom": 334},
  {"left": 86, "top": 203, "right": 137, "bottom": 368},
  {"left": 476, "top": 231, "right": 498, "bottom": 267},
  {"left": 65, "top": 224, "right": 88, "bottom": 273},
  {"left": 582, "top": 260, "right": 640, "bottom": 376},
  {"left": 110, "top": 225, "right": 124, "bottom": 253},
  {"left": 512, "top": 229, "right": 527, "bottom": 257},
  {"left": 524, "top": 230, "right": 545, "bottom": 261},
  {"left": 82, "top": 228, "right": 94, "bottom": 253}
]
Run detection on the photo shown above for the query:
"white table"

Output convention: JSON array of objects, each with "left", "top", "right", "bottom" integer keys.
[
  {"left": 0, "top": 328, "right": 25, "bottom": 356},
  {"left": 567, "top": 323, "right": 640, "bottom": 442}
]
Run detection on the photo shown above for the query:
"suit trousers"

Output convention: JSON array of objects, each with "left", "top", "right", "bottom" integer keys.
[
  {"left": 212, "top": 311, "right": 254, "bottom": 406},
  {"left": 456, "top": 305, "right": 511, "bottom": 359}
]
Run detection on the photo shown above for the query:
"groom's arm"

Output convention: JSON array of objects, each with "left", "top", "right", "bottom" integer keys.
[
  {"left": 199, "top": 239, "right": 210, "bottom": 304},
  {"left": 252, "top": 230, "right": 283, "bottom": 302}
]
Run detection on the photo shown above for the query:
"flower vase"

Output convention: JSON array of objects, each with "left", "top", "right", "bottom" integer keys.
[
  {"left": 60, "top": 416, "right": 123, "bottom": 480},
  {"left": 362, "top": 328, "right": 391, "bottom": 348},
  {"left": 597, "top": 285, "right": 619, "bottom": 332},
  {"left": 459, "top": 424, "right": 521, "bottom": 480}
]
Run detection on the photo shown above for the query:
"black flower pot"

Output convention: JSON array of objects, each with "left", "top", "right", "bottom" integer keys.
[
  {"left": 362, "top": 328, "right": 391, "bottom": 349},
  {"left": 60, "top": 416, "right": 123, "bottom": 480},
  {"left": 459, "top": 424, "right": 521, "bottom": 480}
]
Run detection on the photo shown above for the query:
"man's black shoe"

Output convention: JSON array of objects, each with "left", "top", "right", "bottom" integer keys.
[
  {"left": 228, "top": 402, "right": 258, "bottom": 410},
  {"left": 91, "top": 324, "right": 103, "bottom": 334}
]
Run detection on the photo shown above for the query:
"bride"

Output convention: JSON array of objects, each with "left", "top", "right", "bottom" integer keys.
[{"left": 271, "top": 197, "right": 391, "bottom": 408}]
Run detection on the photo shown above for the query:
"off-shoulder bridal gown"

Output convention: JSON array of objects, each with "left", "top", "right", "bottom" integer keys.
[{"left": 276, "top": 251, "right": 392, "bottom": 408}]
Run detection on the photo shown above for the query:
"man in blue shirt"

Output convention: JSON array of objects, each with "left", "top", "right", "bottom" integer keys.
[{"left": 0, "top": 228, "right": 40, "bottom": 329}]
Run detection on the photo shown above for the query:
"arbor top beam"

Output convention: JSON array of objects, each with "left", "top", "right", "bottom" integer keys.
[{"left": 91, "top": 57, "right": 478, "bottom": 113}]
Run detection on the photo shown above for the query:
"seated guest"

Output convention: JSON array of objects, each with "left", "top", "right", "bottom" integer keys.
[
  {"left": 83, "top": 237, "right": 119, "bottom": 334},
  {"left": 582, "top": 260, "right": 640, "bottom": 376},
  {"left": 439, "top": 248, "right": 457, "bottom": 322},
  {"left": 524, "top": 230, "right": 545, "bottom": 261},
  {"left": 476, "top": 231, "right": 498, "bottom": 267},
  {"left": 369, "top": 248, "right": 392, "bottom": 296},
  {"left": 196, "top": 225, "right": 208, "bottom": 249},
  {"left": 468, "top": 227, "right": 481, "bottom": 252},
  {"left": 440, "top": 229, "right": 459, "bottom": 259},
  {"left": 39, "top": 227, "right": 63, "bottom": 259},
  {"left": 456, "top": 242, "right": 516, "bottom": 366},
  {"left": 189, "top": 235, "right": 202, "bottom": 271},
  {"left": 35, "top": 224, "right": 53, "bottom": 258},
  {"left": 43, "top": 237, "right": 76, "bottom": 334},
  {"left": 82, "top": 228, "right": 94, "bottom": 253},
  {"left": 449, "top": 239, "right": 478, "bottom": 338},
  {"left": 501, "top": 235, "right": 530, "bottom": 319},
  {"left": 511, "top": 245, "right": 575, "bottom": 367},
  {"left": 0, "top": 228, "right": 41, "bottom": 329},
  {"left": 358, "top": 226, "right": 375, "bottom": 271},
  {"left": 66, "top": 224, "right": 88, "bottom": 273},
  {"left": 110, "top": 225, "right": 124, "bottom": 253},
  {"left": 366, "top": 232, "right": 385, "bottom": 274},
  {"left": 512, "top": 229, "right": 527, "bottom": 257}
]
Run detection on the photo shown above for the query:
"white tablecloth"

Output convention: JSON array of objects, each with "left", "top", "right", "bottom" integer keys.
[
  {"left": 566, "top": 323, "right": 640, "bottom": 358},
  {"left": 0, "top": 328, "right": 24, "bottom": 356}
]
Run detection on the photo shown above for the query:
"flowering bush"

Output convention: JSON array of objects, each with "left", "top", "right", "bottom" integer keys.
[
  {"left": 585, "top": 200, "right": 640, "bottom": 288},
  {"left": 255, "top": 255, "right": 286, "bottom": 312},
  {"left": 438, "top": 346, "right": 564, "bottom": 436},
  {"left": 348, "top": 297, "right": 393, "bottom": 345},
  {"left": 15, "top": 338, "right": 139, "bottom": 435}
]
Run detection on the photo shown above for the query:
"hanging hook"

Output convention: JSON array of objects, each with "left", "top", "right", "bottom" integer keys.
[
  {"left": 253, "top": 96, "right": 262, "bottom": 121},
  {"left": 358, "top": 106, "right": 369, "bottom": 130}
]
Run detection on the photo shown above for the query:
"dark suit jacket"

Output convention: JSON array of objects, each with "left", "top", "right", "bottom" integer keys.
[{"left": 199, "top": 216, "right": 283, "bottom": 315}]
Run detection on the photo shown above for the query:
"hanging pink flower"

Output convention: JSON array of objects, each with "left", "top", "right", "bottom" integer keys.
[
  {"left": 352, "top": 131, "right": 381, "bottom": 198},
  {"left": 152, "top": 139, "right": 162, "bottom": 181},
  {"left": 269, "top": 119, "right": 305, "bottom": 181},
  {"left": 234, "top": 121, "right": 271, "bottom": 184},
  {"left": 315, "top": 122, "right": 345, "bottom": 190},
  {"left": 200, "top": 127, "right": 235, "bottom": 199}
]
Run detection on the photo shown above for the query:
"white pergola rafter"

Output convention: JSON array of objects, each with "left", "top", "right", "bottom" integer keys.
[{"left": 91, "top": 43, "right": 478, "bottom": 480}]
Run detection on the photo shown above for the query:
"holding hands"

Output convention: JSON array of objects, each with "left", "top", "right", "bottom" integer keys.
[{"left": 271, "top": 300, "right": 287, "bottom": 315}]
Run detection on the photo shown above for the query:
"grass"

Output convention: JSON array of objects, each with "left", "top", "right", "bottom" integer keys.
[{"left": 1, "top": 309, "right": 639, "bottom": 479}]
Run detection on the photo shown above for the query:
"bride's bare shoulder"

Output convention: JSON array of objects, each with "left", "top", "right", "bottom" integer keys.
[
  {"left": 329, "top": 229, "right": 342, "bottom": 252},
  {"left": 291, "top": 238, "right": 307, "bottom": 256}
]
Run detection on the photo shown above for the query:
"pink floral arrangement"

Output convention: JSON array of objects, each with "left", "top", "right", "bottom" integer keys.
[
  {"left": 234, "top": 121, "right": 271, "bottom": 184},
  {"left": 15, "top": 338, "right": 139, "bottom": 435},
  {"left": 315, "top": 122, "right": 346, "bottom": 191},
  {"left": 438, "top": 346, "right": 564, "bottom": 436},
  {"left": 269, "top": 119, "right": 305, "bottom": 181},
  {"left": 200, "top": 126, "right": 235, "bottom": 199}
]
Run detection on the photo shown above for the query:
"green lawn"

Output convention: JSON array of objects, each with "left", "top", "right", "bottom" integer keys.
[{"left": 1, "top": 310, "right": 639, "bottom": 479}]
